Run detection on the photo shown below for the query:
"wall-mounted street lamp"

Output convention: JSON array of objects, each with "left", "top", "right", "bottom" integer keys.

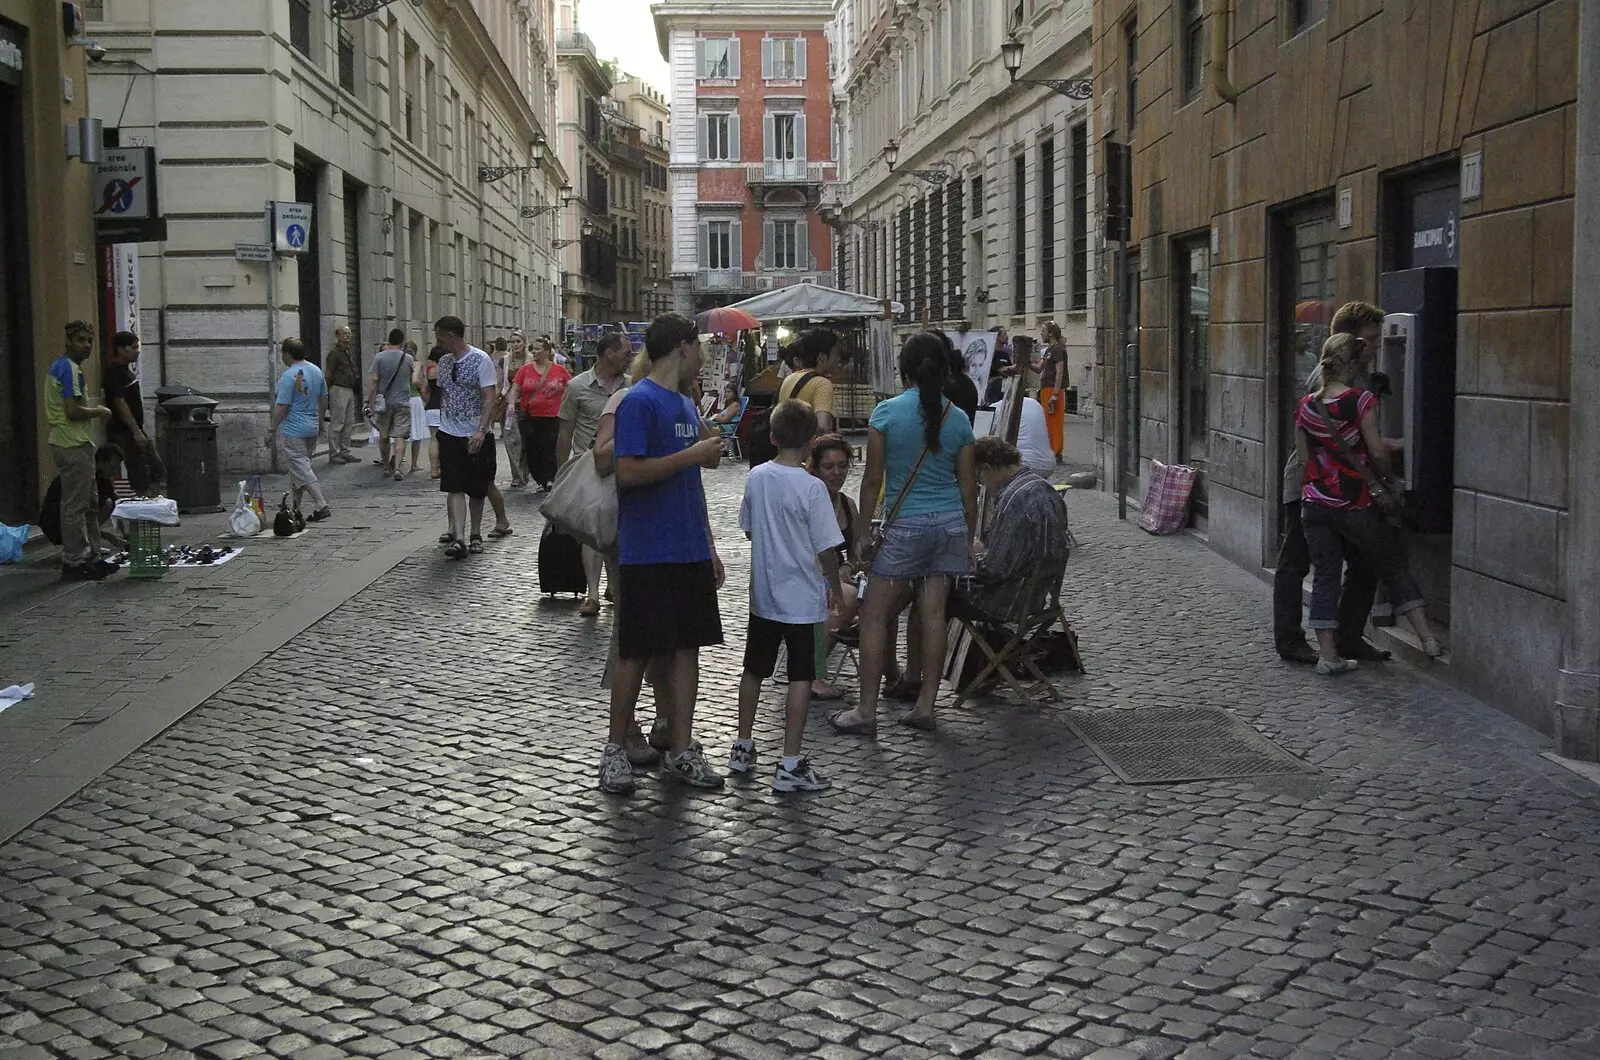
[
  {"left": 480, "top": 134, "right": 548, "bottom": 183},
  {"left": 882, "top": 139, "right": 949, "bottom": 186},
  {"left": 332, "top": 0, "right": 423, "bottom": 20},
  {"left": 1001, "top": 36, "right": 1093, "bottom": 99},
  {"left": 521, "top": 183, "right": 573, "bottom": 218},
  {"left": 843, "top": 219, "right": 882, "bottom": 232},
  {"left": 553, "top": 217, "right": 595, "bottom": 249}
]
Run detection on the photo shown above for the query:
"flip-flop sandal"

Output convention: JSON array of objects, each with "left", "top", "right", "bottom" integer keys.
[
  {"left": 811, "top": 683, "right": 845, "bottom": 701},
  {"left": 468, "top": 536, "right": 485, "bottom": 554},
  {"left": 899, "top": 713, "right": 937, "bottom": 732},
  {"left": 828, "top": 710, "right": 876, "bottom": 737},
  {"left": 438, "top": 532, "right": 454, "bottom": 543},
  {"left": 444, "top": 540, "right": 468, "bottom": 559},
  {"left": 487, "top": 526, "right": 514, "bottom": 538}
]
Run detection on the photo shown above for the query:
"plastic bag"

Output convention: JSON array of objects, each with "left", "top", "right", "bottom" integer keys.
[
  {"left": 228, "top": 481, "right": 262, "bottom": 538},
  {"left": 0, "top": 522, "right": 28, "bottom": 564}
]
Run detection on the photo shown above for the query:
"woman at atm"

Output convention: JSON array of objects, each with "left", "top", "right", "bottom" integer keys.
[{"left": 1294, "top": 332, "right": 1443, "bottom": 675}]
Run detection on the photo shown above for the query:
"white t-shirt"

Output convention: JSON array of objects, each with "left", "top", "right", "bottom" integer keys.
[
  {"left": 1016, "top": 397, "right": 1056, "bottom": 475},
  {"left": 437, "top": 345, "right": 498, "bottom": 438},
  {"left": 739, "top": 461, "right": 844, "bottom": 625}
]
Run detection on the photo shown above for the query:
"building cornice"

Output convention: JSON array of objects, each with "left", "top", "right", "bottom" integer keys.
[{"left": 651, "top": 0, "right": 833, "bottom": 59}]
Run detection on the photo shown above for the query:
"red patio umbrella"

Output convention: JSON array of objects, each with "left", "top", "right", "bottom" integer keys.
[
  {"left": 1294, "top": 299, "right": 1336, "bottom": 325},
  {"left": 695, "top": 306, "right": 760, "bottom": 334}
]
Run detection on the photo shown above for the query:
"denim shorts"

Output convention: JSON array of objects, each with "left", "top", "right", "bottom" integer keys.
[{"left": 870, "top": 509, "right": 970, "bottom": 581}]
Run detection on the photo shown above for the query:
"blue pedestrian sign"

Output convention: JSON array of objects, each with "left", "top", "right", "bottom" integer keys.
[{"left": 271, "top": 201, "right": 313, "bottom": 254}]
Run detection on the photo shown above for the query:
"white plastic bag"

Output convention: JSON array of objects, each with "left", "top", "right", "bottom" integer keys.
[{"left": 228, "top": 481, "right": 262, "bottom": 538}]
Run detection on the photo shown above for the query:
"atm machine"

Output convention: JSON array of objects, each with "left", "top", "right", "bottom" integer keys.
[{"left": 1376, "top": 267, "right": 1457, "bottom": 535}]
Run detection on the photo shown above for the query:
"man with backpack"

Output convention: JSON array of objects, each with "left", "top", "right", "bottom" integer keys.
[{"left": 747, "top": 328, "right": 848, "bottom": 467}]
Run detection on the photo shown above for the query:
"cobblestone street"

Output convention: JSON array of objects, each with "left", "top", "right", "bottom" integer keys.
[{"left": 2, "top": 460, "right": 1599, "bottom": 1060}]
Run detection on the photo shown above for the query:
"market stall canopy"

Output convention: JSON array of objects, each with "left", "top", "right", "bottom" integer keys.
[{"left": 723, "top": 282, "right": 904, "bottom": 322}]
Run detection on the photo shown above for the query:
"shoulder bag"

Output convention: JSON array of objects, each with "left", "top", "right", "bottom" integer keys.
[
  {"left": 860, "top": 402, "right": 952, "bottom": 565},
  {"left": 540, "top": 448, "right": 617, "bottom": 552},
  {"left": 372, "top": 354, "right": 406, "bottom": 414},
  {"left": 1310, "top": 398, "right": 1403, "bottom": 518}
]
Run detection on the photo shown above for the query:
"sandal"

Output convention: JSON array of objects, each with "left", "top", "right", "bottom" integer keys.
[
  {"left": 578, "top": 598, "right": 601, "bottom": 617},
  {"left": 811, "top": 681, "right": 844, "bottom": 701},
  {"left": 899, "top": 712, "right": 937, "bottom": 732},
  {"left": 439, "top": 532, "right": 455, "bottom": 543},
  {"left": 883, "top": 678, "right": 922, "bottom": 701},
  {"left": 468, "top": 535, "right": 484, "bottom": 554},
  {"left": 487, "top": 526, "right": 514, "bottom": 539},
  {"left": 444, "top": 539, "right": 468, "bottom": 559},
  {"left": 828, "top": 709, "right": 876, "bottom": 737}
]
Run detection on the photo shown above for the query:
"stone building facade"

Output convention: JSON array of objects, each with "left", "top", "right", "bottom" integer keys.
[
  {"left": 653, "top": 0, "right": 837, "bottom": 315},
  {"left": 612, "top": 72, "right": 671, "bottom": 319},
  {"left": 86, "top": 0, "right": 567, "bottom": 470},
  {"left": 555, "top": 27, "right": 616, "bottom": 324},
  {"left": 1091, "top": 0, "right": 1594, "bottom": 748},
  {"left": 831, "top": 0, "right": 1096, "bottom": 379}
]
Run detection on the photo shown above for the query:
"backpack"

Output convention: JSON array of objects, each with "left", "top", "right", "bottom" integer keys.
[{"left": 744, "top": 372, "right": 817, "bottom": 468}]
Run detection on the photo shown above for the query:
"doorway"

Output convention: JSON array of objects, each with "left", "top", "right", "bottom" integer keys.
[
  {"left": 0, "top": 72, "right": 34, "bottom": 525},
  {"left": 1119, "top": 249, "right": 1141, "bottom": 496},
  {"left": 1176, "top": 238, "right": 1211, "bottom": 518},
  {"left": 1273, "top": 204, "right": 1337, "bottom": 546},
  {"left": 294, "top": 157, "right": 323, "bottom": 365}
]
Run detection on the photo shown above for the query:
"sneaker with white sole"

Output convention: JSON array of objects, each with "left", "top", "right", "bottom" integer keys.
[
  {"left": 1423, "top": 638, "right": 1443, "bottom": 658},
  {"left": 598, "top": 743, "right": 636, "bottom": 794},
  {"left": 1315, "top": 658, "right": 1359, "bottom": 676},
  {"left": 648, "top": 717, "right": 670, "bottom": 751},
  {"left": 772, "top": 757, "right": 830, "bottom": 793},
  {"left": 728, "top": 740, "right": 757, "bottom": 774},
  {"left": 662, "top": 743, "right": 725, "bottom": 790}
]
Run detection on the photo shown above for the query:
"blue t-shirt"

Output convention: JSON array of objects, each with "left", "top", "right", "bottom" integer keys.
[
  {"left": 869, "top": 388, "right": 975, "bottom": 519},
  {"left": 615, "top": 378, "right": 710, "bottom": 566},
  {"left": 275, "top": 361, "right": 326, "bottom": 438}
]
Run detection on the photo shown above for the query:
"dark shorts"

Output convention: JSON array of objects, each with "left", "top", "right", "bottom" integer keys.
[
  {"left": 437, "top": 431, "right": 496, "bottom": 500},
  {"left": 743, "top": 614, "right": 820, "bottom": 683},
  {"left": 617, "top": 561, "right": 723, "bottom": 660}
]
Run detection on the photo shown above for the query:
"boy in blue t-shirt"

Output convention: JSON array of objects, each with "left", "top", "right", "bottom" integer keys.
[{"left": 599, "top": 313, "right": 727, "bottom": 795}]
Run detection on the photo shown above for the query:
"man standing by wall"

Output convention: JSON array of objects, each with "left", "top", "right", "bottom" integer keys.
[
  {"left": 264, "top": 338, "right": 332, "bottom": 521},
  {"left": 104, "top": 331, "right": 166, "bottom": 496},
  {"left": 557, "top": 332, "right": 633, "bottom": 615},
  {"left": 46, "top": 321, "right": 116, "bottom": 581},
  {"left": 323, "top": 324, "right": 360, "bottom": 465}
]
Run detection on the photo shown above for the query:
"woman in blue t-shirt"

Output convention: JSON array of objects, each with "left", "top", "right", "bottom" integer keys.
[{"left": 829, "top": 332, "right": 977, "bottom": 737}]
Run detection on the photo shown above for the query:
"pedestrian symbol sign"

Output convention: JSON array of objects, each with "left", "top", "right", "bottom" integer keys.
[
  {"left": 92, "top": 150, "right": 153, "bottom": 220},
  {"left": 271, "top": 201, "right": 313, "bottom": 254}
]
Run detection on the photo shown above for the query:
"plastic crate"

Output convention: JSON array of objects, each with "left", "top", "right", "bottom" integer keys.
[{"left": 127, "top": 520, "right": 167, "bottom": 580}]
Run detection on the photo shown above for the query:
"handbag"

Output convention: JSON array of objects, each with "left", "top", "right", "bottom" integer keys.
[
  {"left": 860, "top": 403, "right": 951, "bottom": 565},
  {"left": 372, "top": 353, "right": 406, "bottom": 414},
  {"left": 540, "top": 449, "right": 617, "bottom": 552},
  {"left": 1310, "top": 398, "right": 1404, "bottom": 518}
]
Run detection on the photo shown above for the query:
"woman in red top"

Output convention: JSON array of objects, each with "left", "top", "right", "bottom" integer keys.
[
  {"left": 509, "top": 337, "right": 572, "bottom": 491},
  {"left": 1295, "top": 333, "right": 1440, "bottom": 674}
]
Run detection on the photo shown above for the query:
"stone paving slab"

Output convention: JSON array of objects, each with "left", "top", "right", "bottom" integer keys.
[{"left": 0, "top": 464, "right": 1598, "bottom": 1059}]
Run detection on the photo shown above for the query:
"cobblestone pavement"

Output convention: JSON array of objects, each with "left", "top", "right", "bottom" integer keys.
[{"left": 1, "top": 461, "right": 1599, "bottom": 1060}]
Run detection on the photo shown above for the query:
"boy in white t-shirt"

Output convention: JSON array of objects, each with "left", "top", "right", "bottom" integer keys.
[{"left": 732, "top": 399, "right": 844, "bottom": 792}]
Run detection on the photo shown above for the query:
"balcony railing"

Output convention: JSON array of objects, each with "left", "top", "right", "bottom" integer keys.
[
  {"left": 694, "top": 269, "right": 831, "bottom": 292},
  {"left": 746, "top": 160, "right": 830, "bottom": 183},
  {"left": 556, "top": 30, "right": 596, "bottom": 58}
]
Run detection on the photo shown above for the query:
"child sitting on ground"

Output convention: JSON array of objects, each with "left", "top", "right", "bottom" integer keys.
[{"left": 731, "top": 399, "right": 844, "bottom": 792}]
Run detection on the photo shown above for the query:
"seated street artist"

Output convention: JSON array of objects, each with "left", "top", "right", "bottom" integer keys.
[{"left": 953, "top": 437, "right": 1069, "bottom": 623}]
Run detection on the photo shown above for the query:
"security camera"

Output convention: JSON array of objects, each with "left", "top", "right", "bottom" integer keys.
[{"left": 84, "top": 40, "right": 107, "bottom": 63}]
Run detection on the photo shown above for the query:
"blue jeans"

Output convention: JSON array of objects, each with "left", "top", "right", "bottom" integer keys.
[
  {"left": 870, "top": 509, "right": 970, "bottom": 580},
  {"left": 1301, "top": 503, "right": 1424, "bottom": 631}
]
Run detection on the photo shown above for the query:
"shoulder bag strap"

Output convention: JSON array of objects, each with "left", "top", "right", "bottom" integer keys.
[
  {"left": 378, "top": 354, "right": 403, "bottom": 396},
  {"left": 1309, "top": 398, "right": 1389, "bottom": 497},
  {"left": 881, "top": 401, "right": 952, "bottom": 526}
]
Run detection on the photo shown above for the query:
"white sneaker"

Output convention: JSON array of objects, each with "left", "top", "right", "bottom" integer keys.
[
  {"left": 598, "top": 743, "right": 635, "bottom": 794},
  {"left": 773, "top": 757, "right": 830, "bottom": 793},
  {"left": 1315, "top": 658, "right": 1359, "bottom": 676},
  {"left": 728, "top": 740, "right": 757, "bottom": 773},
  {"left": 1423, "top": 638, "right": 1443, "bottom": 658}
]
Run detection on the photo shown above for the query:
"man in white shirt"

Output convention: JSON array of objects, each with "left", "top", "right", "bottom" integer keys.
[
  {"left": 1014, "top": 396, "right": 1058, "bottom": 476},
  {"left": 432, "top": 315, "right": 499, "bottom": 558}
]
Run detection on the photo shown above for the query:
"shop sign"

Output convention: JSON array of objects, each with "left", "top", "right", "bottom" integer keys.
[{"left": 0, "top": 21, "right": 23, "bottom": 89}]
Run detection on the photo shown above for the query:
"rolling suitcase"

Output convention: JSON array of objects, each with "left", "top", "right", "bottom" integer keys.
[{"left": 538, "top": 523, "right": 589, "bottom": 596}]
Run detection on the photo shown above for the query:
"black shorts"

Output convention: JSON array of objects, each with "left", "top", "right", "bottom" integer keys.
[
  {"left": 437, "top": 431, "right": 496, "bottom": 500},
  {"left": 743, "top": 614, "right": 820, "bottom": 683},
  {"left": 617, "top": 561, "right": 723, "bottom": 660}
]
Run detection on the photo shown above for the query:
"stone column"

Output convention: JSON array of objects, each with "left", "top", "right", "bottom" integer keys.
[{"left": 1554, "top": 0, "right": 1600, "bottom": 761}]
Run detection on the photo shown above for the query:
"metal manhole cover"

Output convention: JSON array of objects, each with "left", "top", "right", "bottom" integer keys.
[{"left": 1063, "top": 706, "right": 1316, "bottom": 784}]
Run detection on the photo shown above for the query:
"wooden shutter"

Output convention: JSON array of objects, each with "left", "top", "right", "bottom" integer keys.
[
  {"left": 728, "top": 113, "right": 740, "bottom": 160},
  {"left": 763, "top": 218, "right": 775, "bottom": 269},
  {"left": 729, "top": 36, "right": 741, "bottom": 79},
  {"left": 697, "top": 221, "right": 709, "bottom": 268},
  {"left": 761, "top": 38, "right": 773, "bottom": 79},
  {"left": 731, "top": 219, "right": 743, "bottom": 272},
  {"left": 763, "top": 113, "right": 774, "bottom": 162},
  {"left": 795, "top": 38, "right": 807, "bottom": 80},
  {"left": 797, "top": 219, "right": 810, "bottom": 270},
  {"left": 794, "top": 114, "right": 807, "bottom": 161},
  {"left": 696, "top": 113, "right": 707, "bottom": 159},
  {"left": 695, "top": 37, "right": 705, "bottom": 78}
]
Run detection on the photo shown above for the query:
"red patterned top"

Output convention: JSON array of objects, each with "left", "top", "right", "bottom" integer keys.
[{"left": 1296, "top": 388, "right": 1379, "bottom": 510}]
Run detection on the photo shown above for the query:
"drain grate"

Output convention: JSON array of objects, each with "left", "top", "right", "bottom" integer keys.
[{"left": 1064, "top": 706, "right": 1316, "bottom": 784}]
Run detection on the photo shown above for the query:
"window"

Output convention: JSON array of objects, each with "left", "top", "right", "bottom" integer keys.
[
  {"left": 897, "top": 206, "right": 912, "bottom": 323},
  {"left": 912, "top": 197, "right": 926, "bottom": 316},
  {"left": 1124, "top": 20, "right": 1139, "bottom": 139},
  {"left": 337, "top": 28, "right": 356, "bottom": 92},
  {"left": 763, "top": 37, "right": 806, "bottom": 80},
  {"left": 1070, "top": 123, "right": 1088, "bottom": 311},
  {"left": 698, "top": 37, "right": 739, "bottom": 80},
  {"left": 929, "top": 187, "right": 945, "bottom": 320},
  {"left": 703, "top": 220, "right": 737, "bottom": 271},
  {"left": 289, "top": 0, "right": 312, "bottom": 58},
  {"left": 1179, "top": 0, "right": 1204, "bottom": 101},
  {"left": 701, "top": 113, "right": 737, "bottom": 161},
  {"left": 1177, "top": 239, "right": 1211, "bottom": 481},
  {"left": 1278, "top": 210, "right": 1337, "bottom": 475},
  {"left": 767, "top": 219, "right": 804, "bottom": 270},
  {"left": 1287, "top": 0, "right": 1324, "bottom": 35},
  {"left": 972, "top": 175, "right": 984, "bottom": 217},
  {"left": 764, "top": 112, "right": 805, "bottom": 178},
  {"left": 1039, "top": 138, "right": 1055, "bottom": 314},
  {"left": 1012, "top": 155, "right": 1026, "bottom": 315},
  {"left": 946, "top": 180, "right": 964, "bottom": 313}
]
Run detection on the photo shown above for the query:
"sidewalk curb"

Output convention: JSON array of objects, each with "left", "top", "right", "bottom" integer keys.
[{"left": 0, "top": 521, "right": 439, "bottom": 846}]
